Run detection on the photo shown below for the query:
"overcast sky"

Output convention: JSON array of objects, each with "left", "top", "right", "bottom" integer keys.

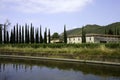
[{"left": 0, "top": 0, "right": 120, "bottom": 34}]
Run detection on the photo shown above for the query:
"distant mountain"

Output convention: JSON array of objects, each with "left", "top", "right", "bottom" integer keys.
[{"left": 66, "top": 22, "right": 120, "bottom": 36}]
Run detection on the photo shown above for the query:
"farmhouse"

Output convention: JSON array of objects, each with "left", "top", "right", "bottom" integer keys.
[{"left": 67, "top": 34, "right": 120, "bottom": 44}]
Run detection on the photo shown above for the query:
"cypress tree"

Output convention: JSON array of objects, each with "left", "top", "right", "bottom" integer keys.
[
  {"left": 19, "top": 26, "right": 21, "bottom": 43},
  {"left": 13, "top": 26, "right": 16, "bottom": 43},
  {"left": 32, "top": 27, "right": 34, "bottom": 43},
  {"left": 108, "top": 29, "right": 113, "bottom": 35},
  {"left": 4, "top": 24, "right": 6, "bottom": 44},
  {"left": 35, "top": 29, "right": 39, "bottom": 43},
  {"left": 82, "top": 26, "right": 86, "bottom": 43},
  {"left": 48, "top": 29, "right": 51, "bottom": 43},
  {"left": 25, "top": 24, "right": 27, "bottom": 43},
  {"left": 117, "top": 28, "right": 120, "bottom": 35},
  {"left": 44, "top": 28, "right": 47, "bottom": 43},
  {"left": 30, "top": 24, "right": 34, "bottom": 43},
  {"left": 27, "top": 26, "right": 29, "bottom": 43},
  {"left": 22, "top": 26, "right": 24, "bottom": 43},
  {"left": 10, "top": 30, "right": 12, "bottom": 43},
  {"left": 30, "top": 23, "right": 32, "bottom": 43},
  {"left": 6, "top": 31, "right": 9, "bottom": 43},
  {"left": 0, "top": 25, "right": 2, "bottom": 44},
  {"left": 40, "top": 26, "right": 43, "bottom": 43},
  {"left": 16, "top": 23, "right": 18, "bottom": 43},
  {"left": 10, "top": 30, "right": 13, "bottom": 43},
  {"left": 64, "top": 25, "right": 67, "bottom": 43}
]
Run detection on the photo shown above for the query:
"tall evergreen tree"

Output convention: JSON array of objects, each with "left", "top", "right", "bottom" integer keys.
[
  {"left": 44, "top": 28, "right": 47, "bottom": 43},
  {"left": 64, "top": 25, "right": 67, "bottom": 43},
  {"left": 19, "top": 26, "right": 21, "bottom": 43},
  {"left": 108, "top": 29, "right": 113, "bottom": 35},
  {"left": 27, "top": 26, "right": 29, "bottom": 43},
  {"left": 82, "top": 26, "right": 86, "bottom": 43},
  {"left": 6, "top": 31, "right": 9, "bottom": 43},
  {"left": 25, "top": 24, "right": 28, "bottom": 43},
  {"left": 35, "top": 29, "right": 39, "bottom": 43},
  {"left": 40, "top": 26, "right": 43, "bottom": 43},
  {"left": 0, "top": 25, "right": 2, "bottom": 44},
  {"left": 22, "top": 26, "right": 24, "bottom": 43},
  {"left": 30, "top": 26, "right": 34, "bottom": 43},
  {"left": 30, "top": 23, "right": 32, "bottom": 43},
  {"left": 13, "top": 26, "right": 16, "bottom": 43},
  {"left": 117, "top": 28, "right": 120, "bottom": 35},
  {"left": 4, "top": 24, "right": 6, "bottom": 44},
  {"left": 30, "top": 24, "right": 34, "bottom": 43},
  {"left": 16, "top": 24, "right": 19, "bottom": 43},
  {"left": 48, "top": 29, "right": 51, "bottom": 43},
  {"left": 115, "top": 27, "right": 117, "bottom": 35},
  {"left": 105, "top": 28, "right": 107, "bottom": 34},
  {"left": 10, "top": 30, "right": 14, "bottom": 43}
]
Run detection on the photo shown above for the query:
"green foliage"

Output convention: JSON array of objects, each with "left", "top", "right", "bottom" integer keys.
[
  {"left": 108, "top": 28, "right": 113, "bottom": 35},
  {"left": 105, "top": 43, "right": 120, "bottom": 48},
  {"left": 40, "top": 26, "right": 43, "bottom": 43},
  {"left": 35, "top": 28, "right": 39, "bottom": 43},
  {"left": 22, "top": 26, "right": 24, "bottom": 43},
  {"left": 27, "top": 26, "right": 29, "bottom": 43},
  {"left": 13, "top": 26, "right": 15, "bottom": 43},
  {"left": 16, "top": 23, "right": 18, "bottom": 43},
  {"left": 48, "top": 29, "right": 51, "bottom": 43},
  {"left": 19, "top": 26, "right": 21, "bottom": 43},
  {"left": 64, "top": 25, "right": 67, "bottom": 43},
  {"left": 0, "top": 43, "right": 120, "bottom": 62},
  {"left": 4, "top": 24, "right": 6, "bottom": 44},
  {"left": 44, "top": 28, "right": 47, "bottom": 43},
  {"left": 0, "top": 26, "right": 2, "bottom": 44},
  {"left": 25, "top": 24, "right": 28, "bottom": 43},
  {"left": 82, "top": 27, "right": 86, "bottom": 43},
  {"left": 52, "top": 32, "right": 59, "bottom": 39},
  {"left": 10, "top": 30, "right": 14, "bottom": 43},
  {"left": 6, "top": 31, "right": 9, "bottom": 43},
  {"left": 31, "top": 25, "right": 34, "bottom": 43}
]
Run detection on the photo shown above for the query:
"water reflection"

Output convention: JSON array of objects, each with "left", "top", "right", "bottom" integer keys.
[{"left": 0, "top": 58, "right": 120, "bottom": 80}]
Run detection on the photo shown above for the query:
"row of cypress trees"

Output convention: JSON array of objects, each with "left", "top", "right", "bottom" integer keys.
[
  {"left": 0, "top": 23, "right": 67, "bottom": 44},
  {"left": 0, "top": 23, "right": 50, "bottom": 44}
]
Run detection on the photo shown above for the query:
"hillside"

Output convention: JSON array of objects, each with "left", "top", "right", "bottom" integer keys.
[{"left": 66, "top": 22, "right": 120, "bottom": 36}]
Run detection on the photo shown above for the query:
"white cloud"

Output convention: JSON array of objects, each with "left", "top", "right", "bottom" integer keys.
[{"left": 0, "top": 0, "right": 93, "bottom": 13}]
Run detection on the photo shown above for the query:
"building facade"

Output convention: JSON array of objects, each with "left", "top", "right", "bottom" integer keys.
[{"left": 67, "top": 34, "right": 120, "bottom": 44}]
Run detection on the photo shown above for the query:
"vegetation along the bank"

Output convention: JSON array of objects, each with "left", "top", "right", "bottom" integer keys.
[{"left": 0, "top": 43, "right": 120, "bottom": 62}]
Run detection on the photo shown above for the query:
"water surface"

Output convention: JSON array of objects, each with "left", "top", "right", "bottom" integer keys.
[{"left": 0, "top": 58, "right": 120, "bottom": 80}]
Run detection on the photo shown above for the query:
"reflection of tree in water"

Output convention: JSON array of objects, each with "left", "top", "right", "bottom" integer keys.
[
  {"left": 0, "top": 63, "right": 14, "bottom": 80},
  {"left": 0, "top": 58, "right": 120, "bottom": 77},
  {"left": 0, "top": 69, "right": 9, "bottom": 80},
  {"left": 0, "top": 63, "right": 1, "bottom": 72}
]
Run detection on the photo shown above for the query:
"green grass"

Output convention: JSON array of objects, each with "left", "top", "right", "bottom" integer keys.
[{"left": 0, "top": 43, "right": 120, "bottom": 62}]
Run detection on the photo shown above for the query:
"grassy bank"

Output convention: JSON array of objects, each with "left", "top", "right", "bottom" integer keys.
[{"left": 0, "top": 43, "right": 120, "bottom": 62}]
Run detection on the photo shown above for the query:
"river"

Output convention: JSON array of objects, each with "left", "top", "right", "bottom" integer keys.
[{"left": 0, "top": 58, "right": 120, "bottom": 80}]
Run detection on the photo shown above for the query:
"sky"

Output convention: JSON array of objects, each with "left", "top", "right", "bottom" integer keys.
[{"left": 0, "top": 0, "right": 120, "bottom": 34}]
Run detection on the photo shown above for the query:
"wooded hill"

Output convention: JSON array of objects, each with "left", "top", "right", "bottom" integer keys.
[{"left": 66, "top": 22, "right": 120, "bottom": 36}]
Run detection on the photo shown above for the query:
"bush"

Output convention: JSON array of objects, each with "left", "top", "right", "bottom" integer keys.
[{"left": 0, "top": 43, "right": 120, "bottom": 49}]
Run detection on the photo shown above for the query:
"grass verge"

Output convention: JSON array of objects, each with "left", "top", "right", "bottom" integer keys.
[{"left": 0, "top": 43, "right": 120, "bottom": 62}]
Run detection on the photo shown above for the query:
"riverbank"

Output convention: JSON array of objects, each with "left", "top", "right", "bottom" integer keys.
[
  {"left": 0, "top": 43, "right": 120, "bottom": 63},
  {"left": 0, "top": 55, "right": 120, "bottom": 66}
]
